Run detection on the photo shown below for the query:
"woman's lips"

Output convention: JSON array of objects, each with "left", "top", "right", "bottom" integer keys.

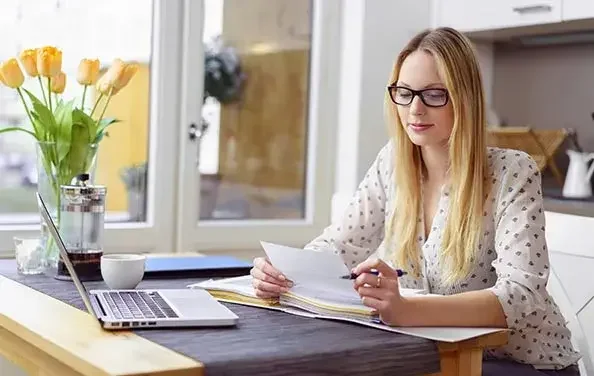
[{"left": 408, "top": 123, "right": 434, "bottom": 132}]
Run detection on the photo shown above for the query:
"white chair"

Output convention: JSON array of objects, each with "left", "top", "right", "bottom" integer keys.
[{"left": 545, "top": 211, "right": 594, "bottom": 376}]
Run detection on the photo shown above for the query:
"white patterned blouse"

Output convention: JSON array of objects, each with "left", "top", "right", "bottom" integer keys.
[{"left": 305, "top": 141, "right": 582, "bottom": 370}]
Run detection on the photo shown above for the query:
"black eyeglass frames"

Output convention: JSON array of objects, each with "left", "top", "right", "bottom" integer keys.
[{"left": 387, "top": 85, "right": 449, "bottom": 107}]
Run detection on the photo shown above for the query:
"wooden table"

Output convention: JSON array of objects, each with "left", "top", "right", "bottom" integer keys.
[{"left": 0, "top": 274, "right": 508, "bottom": 376}]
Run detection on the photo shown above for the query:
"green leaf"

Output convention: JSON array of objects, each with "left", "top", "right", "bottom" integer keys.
[
  {"left": 63, "top": 122, "right": 92, "bottom": 178},
  {"left": 73, "top": 109, "right": 95, "bottom": 143},
  {"left": 23, "top": 88, "right": 57, "bottom": 142},
  {"left": 94, "top": 118, "right": 119, "bottom": 143},
  {"left": 54, "top": 99, "right": 74, "bottom": 163},
  {"left": 0, "top": 126, "right": 37, "bottom": 138}
]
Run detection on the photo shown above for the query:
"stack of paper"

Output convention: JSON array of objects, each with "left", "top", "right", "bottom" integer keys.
[
  {"left": 189, "top": 242, "right": 508, "bottom": 343},
  {"left": 190, "top": 242, "right": 425, "bottom": 321}
]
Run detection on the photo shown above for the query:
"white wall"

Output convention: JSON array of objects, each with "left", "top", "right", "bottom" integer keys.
[{"left": 332, "top": 0, "right": 432, "bottom": 220}]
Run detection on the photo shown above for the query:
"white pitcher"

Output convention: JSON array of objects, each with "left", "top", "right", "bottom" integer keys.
[{"left": 562, "top": 150, "right": 594, "bottom": 198}]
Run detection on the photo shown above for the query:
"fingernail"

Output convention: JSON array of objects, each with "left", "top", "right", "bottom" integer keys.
[
  {"left": 281, "top": 287, "right": 289, "bottom": 293},
  {"left": 287, "top": 281, "right": 294, "bottom": 287},
  {"left": 278, "top": 274, "right": 286, "bottom": 281}
]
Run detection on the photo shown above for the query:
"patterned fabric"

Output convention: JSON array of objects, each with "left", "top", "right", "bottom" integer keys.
[
  {"left": 0, "top": 260, "right": 440, "bottom": 376},
  {"left": 305, "top": 142, "right": 582, "bottom": 370}
]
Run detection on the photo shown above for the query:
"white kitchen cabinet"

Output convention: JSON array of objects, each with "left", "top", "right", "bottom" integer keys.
[
  {"left": 562, "top": 0, "right": 594, "bottom": 21},
  {"left": 434, "top": 0, "right": 563, "bottom": 32}
]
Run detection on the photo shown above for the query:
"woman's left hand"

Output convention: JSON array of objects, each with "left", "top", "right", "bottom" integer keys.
[{"left": 352, "top": 258, "right": 406, "bottom": 326}]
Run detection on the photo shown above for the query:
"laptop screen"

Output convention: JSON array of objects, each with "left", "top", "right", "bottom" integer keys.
[{"left": 36, "top": 192, "right": 98, "bottom": 319}]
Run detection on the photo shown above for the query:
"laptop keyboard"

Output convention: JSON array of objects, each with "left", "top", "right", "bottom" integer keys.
[{"left": 102, "top": 291, "right": 179, "bottom": 320}]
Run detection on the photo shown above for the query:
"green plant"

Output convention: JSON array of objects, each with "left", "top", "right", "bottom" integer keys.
[{"left": 0, "top": 46, "right": 138, "bottom": 261}]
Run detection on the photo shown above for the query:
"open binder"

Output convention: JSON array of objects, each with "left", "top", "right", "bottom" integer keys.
[{"left": 189, "top": 242, "right": 507, "bottom": 343}]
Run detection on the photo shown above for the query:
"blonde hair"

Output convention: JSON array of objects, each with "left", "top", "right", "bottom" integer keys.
[{"left": 384, "top": 27, "right": 489, "bottom": 285}]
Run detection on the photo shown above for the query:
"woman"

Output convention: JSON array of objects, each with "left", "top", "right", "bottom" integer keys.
[{"left": 250, "top": 27, "right": 582, "bottom": 375}]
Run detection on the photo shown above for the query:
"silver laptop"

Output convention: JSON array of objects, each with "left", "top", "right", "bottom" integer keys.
[{"left": 37, "top": 192, "right": 239, "bottom": 330}]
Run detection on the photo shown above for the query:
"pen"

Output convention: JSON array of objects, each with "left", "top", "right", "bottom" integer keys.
[{"left": 340, "top": 269, "right": 407, "bottom": 279}]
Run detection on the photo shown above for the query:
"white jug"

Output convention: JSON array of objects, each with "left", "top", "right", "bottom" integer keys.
[{"left": 562, "top": 150, "right": 594, "bottom": 198}]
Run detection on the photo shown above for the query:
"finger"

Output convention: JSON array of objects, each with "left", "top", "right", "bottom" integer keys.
[
  {"left": 360, "top": 295, "right": 383, "bottom": 311},
  {"left": 254, "top": 289, "right": 281, "bottom": 299},
  {"left": 253, "top": 257, "right": 288, "bottom": 282},
  {"left": 357, "top": 286, "right": 393, "bottom": 300},
  {"left": 250, "top": 267, "right": 290, "bottom": 287},
  {"left": 353, "top": 258, "right": 397, "bottom": 278},
  {"left": 252, "top": 277, "right": 288, "bottom": 294},
  {"left": 353, "top": 272, "right": 378, "bottom": 289}
]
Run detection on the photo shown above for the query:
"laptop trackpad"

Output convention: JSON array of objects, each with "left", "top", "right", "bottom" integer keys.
[{"left": 160, "top": 289, "right": 238, "bottom": 320}]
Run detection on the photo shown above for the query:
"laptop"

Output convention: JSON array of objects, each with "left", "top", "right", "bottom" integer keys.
[{"left": 37, "top": 192, "right": 239, "bottom": 330}]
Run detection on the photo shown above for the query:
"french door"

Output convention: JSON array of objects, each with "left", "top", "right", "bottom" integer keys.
[{"left": 175, "top": 0, "right": 342, "bottom": 253}]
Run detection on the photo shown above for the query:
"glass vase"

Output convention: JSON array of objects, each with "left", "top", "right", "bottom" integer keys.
[{"left": 36, "top": 141, "right": 99, "bottom": 271}]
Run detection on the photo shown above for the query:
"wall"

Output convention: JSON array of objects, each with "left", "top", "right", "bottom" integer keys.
[
  {"left": 491, "top": 41, "right": 594, "bottom": 186},
  {"left": 332, "top": 0, "right": 432, "bottom": 219}
]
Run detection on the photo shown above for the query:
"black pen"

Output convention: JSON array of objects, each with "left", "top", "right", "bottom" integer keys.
[{"left": 340, "top": 269, "right": 407, "bottom": 279}]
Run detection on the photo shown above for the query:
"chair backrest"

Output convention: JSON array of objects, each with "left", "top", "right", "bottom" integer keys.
[{"left": 545, "top": 211, "right": 594, "bottom": 375}]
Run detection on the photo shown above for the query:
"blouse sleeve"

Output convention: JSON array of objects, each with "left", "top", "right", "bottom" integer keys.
[
  {"left": 488, "top": 151, "right": 551, "bottom": 331},
  {"left": 304, "top": 142, "right": 392, "bottom": 267}
]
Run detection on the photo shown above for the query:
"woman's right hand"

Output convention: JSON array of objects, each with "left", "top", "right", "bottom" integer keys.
[{"left": 250, "top": 257, "right": 293, "bottom": 298}]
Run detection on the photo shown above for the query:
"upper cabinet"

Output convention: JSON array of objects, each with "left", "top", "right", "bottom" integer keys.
[
  {"left": 562, "top": 0, "right": 594, "bottom": 21},
  {"left": 434, "top": 0, "right": 566, "bottom": 32}
]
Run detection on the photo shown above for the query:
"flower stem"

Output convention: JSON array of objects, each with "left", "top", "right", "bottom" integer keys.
[
  {"left": 90, "top": 93, "right": 104, "bottom": 118},
  {"left": 17, "top": 88, "right": 38, "bottom": 137},
  {"left": 81, "top": 85, "right": 88, "bottom": 110},
  {"left": 97, "top": 88, "right": 113, "bottom": 125},
  {"left": 47, "top": 77, "right": 52, "bottom": 113},
  {"left": 38, "top": 76, "right": 48, "bottom": 106}
]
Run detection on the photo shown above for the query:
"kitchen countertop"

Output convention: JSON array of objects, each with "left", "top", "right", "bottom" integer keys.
[{"left": 543, "top": 187, "right": 594, "bottom": 217}]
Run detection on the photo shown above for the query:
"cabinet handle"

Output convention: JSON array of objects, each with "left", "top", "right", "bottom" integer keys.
[{"left": 512, "top": 4, "right": 553, "bottom": 14}]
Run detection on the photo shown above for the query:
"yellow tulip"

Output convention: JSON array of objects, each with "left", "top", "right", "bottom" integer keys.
[
  {"left": 19, "top": 48, "right": 38, "bottom": 77},
  {"left": 77, "top": 58, "right": 100, "bottom": 85},
  {"left": 96, "top": 59, "right": 138, "bottom": 96},
  {"left": 0, "top": 71, "right": 5, "bottom": 85},
  {"left": 114, "top": 63, "right": 138, "bottom": 91},
  {"left": 37, "top": 46, "right": 62, "bottom": 77},
  {"left": 0, "top": 58, "right": 25, "bottom": 88},
  {"left": 50, "top": 71, "right": 66, "bottom": 94}
]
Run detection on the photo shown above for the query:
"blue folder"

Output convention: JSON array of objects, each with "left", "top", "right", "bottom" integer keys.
[{"left": 144, "top": 255, "right": 253, "bottom": 279}]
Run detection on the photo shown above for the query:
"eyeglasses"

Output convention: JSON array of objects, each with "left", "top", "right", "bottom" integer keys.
[{"left": 387, "top": 85, "right": 449, "bottom": 107}]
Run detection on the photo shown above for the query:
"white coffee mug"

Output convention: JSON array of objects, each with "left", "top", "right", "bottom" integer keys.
[{"left": 100, "top": 254, "right": 146, "bottom": 290}]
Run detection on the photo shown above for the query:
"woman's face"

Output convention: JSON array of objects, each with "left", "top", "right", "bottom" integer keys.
[{"left": 392, "top": 50, "right": 454, "bottom": 148}]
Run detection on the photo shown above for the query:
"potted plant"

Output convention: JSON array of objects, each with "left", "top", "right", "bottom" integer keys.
[{"left": 0, "top": 46, "right": 138, "bottom": 267}]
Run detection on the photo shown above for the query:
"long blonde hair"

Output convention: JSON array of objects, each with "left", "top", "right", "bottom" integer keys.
[{"left": 384, "top": 27, "right": 488, "bottom": 285}]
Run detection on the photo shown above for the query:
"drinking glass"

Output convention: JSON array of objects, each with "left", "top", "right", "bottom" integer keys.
[{"left": 14, "top": 237, "right": 46, "bottom": 275}]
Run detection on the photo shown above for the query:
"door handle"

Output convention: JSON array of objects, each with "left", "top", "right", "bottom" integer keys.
[
  {"left": 188, "top": 120, "right": 209, "bottom": 142},
  {"left": 512, "top": 4, "right": 552, "bottom": 14}
]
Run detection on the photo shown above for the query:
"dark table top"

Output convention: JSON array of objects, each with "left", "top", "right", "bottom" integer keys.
[{"left": 0, "top": 259, "right": 440, "bottom": 376}]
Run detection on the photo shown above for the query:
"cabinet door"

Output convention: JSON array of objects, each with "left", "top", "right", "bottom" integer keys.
[
  {"left": 434, "top": 0, "right": 562, "bottom": 32},
  {"left": 563, "top": 0, "right": 594, "bottom": 21}
]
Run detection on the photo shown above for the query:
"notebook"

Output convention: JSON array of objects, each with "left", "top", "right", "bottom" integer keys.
[
  {"left": 144, "top": 255, "right": 252, "bottom": 279},
  {"left": 189, "top": 242, "right": 507, "bottom": 342}
]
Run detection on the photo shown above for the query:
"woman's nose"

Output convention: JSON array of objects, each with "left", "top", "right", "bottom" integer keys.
[{"left": 409, "top": 95, "right": 426, "bottom": 115}]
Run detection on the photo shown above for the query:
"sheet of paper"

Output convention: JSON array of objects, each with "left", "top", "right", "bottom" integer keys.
[
  {"left": 317, "top": 314, "right": 507, "bottom": 342},
  {"left": 260, "top": 241, "right": 351, "bottom": 281}
]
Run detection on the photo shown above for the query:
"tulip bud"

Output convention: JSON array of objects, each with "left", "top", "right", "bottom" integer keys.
[
  {"left": 19, "top": 49, "right": 38, "bottom": 77},
  {"left": 114, "top": 63, "right": 138, "bottom": 90},
  {"left": 37, "top": 46, "right": 62, "bottom": 78},
  {"left": 0, "top": 58, "right": 25, "bottom": 88},
  {"left": 77, "top": 58, "right": 100, "bottom": 85},
  {"left": 50, "top": 71, "right": 66, "bottom": 94}
]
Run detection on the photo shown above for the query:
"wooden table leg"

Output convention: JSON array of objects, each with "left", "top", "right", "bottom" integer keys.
[{"left": 427, "top": 330, "right": 509, "bottom": 376}]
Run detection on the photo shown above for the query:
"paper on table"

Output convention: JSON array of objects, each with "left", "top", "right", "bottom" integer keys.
[
  {"left": 260, "top": 241, "right": 351, "bottom": 282},
  {"left": 317, "top": 314, "right": 507, "bottom": 342}
]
